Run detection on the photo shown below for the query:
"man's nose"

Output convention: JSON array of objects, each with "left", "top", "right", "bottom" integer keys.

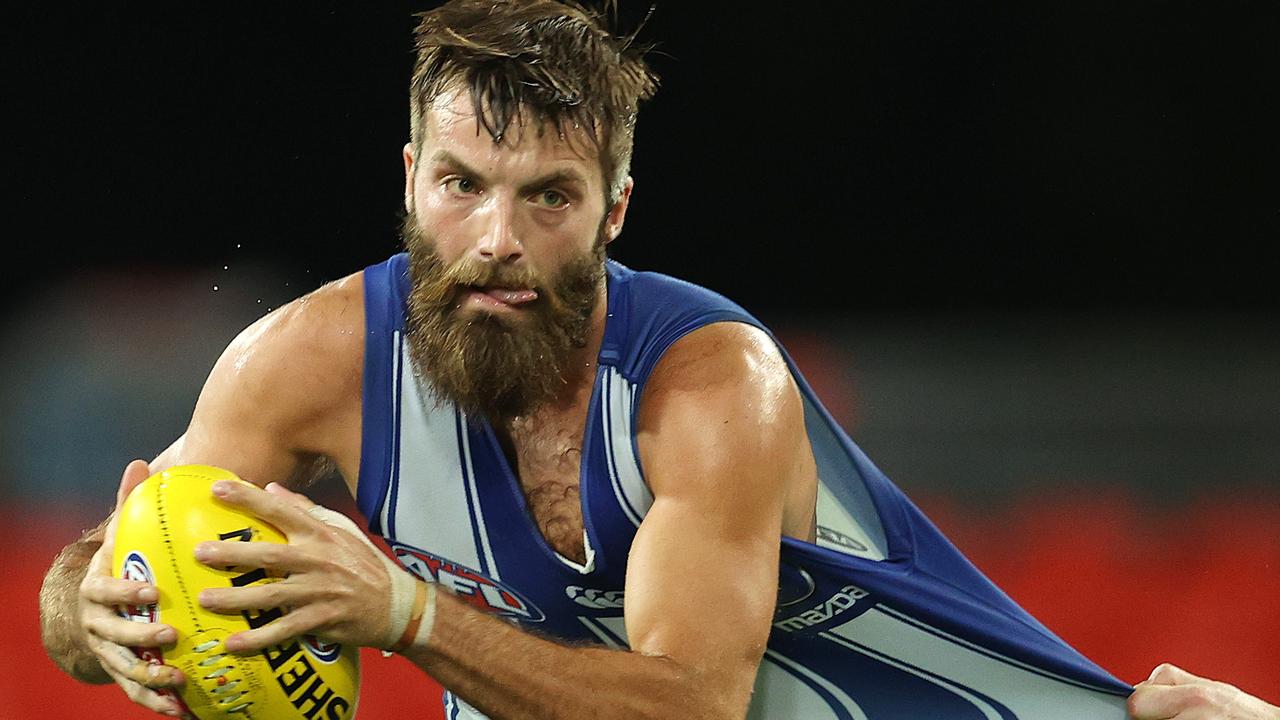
[{"left": 475, "top": 196, "right": 523, "bottom": 263}]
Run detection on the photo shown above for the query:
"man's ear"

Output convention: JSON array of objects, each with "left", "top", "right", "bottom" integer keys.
[
  {"left": 603, "top": 177, "right": 634, "bottom": 244},
  {"left": 402, "top": 142, "right": 416, "bottom": 214}
]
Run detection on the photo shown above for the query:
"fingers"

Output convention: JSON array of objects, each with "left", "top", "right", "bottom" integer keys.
[
  {"left": 101, "top": 659, "right": 186, "bottom": 717},
  {"left": 1147, "top": 663, "right": 1203, "bottom": 686},
  {"left": 195, "top": 539, "right": 314, "bottom": 573},
  {"left": 81, "top": 589, "right": 178, "bottom": 653},
  {"left": 85, "top": 612, "right": 178, "bottom": 649},
  {"left": 80, "top": 539, "right": 182, "bottom": 657},
  {"left": 211, "top": 480, "right": 316, "bottom": 538},
  {"left": 116, "top": 459, "right": 152, "bottom": 511},
  {"left": 102, "top": 458, "right": 149, "bottom": 549},
  {"left": 224, "top": 604, "right": 328, "bottom": 654},
  {"left": 89, "top": 631, "right": 186, "bottom": 716},
  {"left": 81, "top": 548, "right": 181, "bottom": 648},
  {"left": 96, "top": 638, "right": 184, "bottom": 688},
  {"left": 303, "top": 503, "right": 385, "bottom": 554},
  {"left": 1129, "top": 683, "right": 1205, "bottom": 719},
  {"left": 81, "top": 571, "right": 158, "bottom": 606},
  {"left": 199, "top": 580, "right": 307, "bottom": 615},
  {"left": 264, "top": 481, "right": 317, "bottom": 512},
  {"left": 84, "top": 531, "right": 115, "bottom": 582}
]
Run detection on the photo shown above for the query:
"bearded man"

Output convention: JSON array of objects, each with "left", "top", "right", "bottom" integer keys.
[{"left": 38, "top": 2, "right": 1280, "bottom": 719}]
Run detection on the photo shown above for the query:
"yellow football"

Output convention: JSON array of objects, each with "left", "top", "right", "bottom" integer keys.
[{"left": 112, "top": 464, "right": 360, "bottom": 720}]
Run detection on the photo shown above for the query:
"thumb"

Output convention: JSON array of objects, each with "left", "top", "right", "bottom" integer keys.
[{"left": 115, "top": 459, "right": 153, "bottom": 512}]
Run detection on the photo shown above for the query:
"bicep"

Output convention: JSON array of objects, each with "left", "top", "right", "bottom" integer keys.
[
  {"left": 624, "top": 494, "right": 780, "bottom": 701},
  {"left": 623, "top": 322, "right": 810, "bottom": 711}
]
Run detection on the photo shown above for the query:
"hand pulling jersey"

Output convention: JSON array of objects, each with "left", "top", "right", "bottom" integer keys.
[{"left": 359, "top": 253, "right": 1133, "bottom": 719}]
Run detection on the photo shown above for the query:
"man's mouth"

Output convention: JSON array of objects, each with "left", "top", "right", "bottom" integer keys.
[{"left": 463, "top": 285, "right": 540, "bottom": 308}]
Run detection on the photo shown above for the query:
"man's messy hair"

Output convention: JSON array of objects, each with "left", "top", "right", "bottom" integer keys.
[{"left": 410, "top": 0, "right": 659, "bottom": 205}]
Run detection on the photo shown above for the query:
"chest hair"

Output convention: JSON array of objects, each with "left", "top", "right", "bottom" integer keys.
[{"left": 504, "top": 415, "right": 589, "bottom": 564}]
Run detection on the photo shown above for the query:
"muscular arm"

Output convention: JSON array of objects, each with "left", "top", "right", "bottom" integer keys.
[
  {"left": 38, "top": 273, "right": 364, "bottom": 684},
  {"left": 399, "top": 322, "right": 815, "bottom": 718}
]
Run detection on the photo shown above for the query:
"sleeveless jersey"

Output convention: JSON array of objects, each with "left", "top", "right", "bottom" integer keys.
[{"left": 359, "top": 253, "right": 1133, "bottom": 719}]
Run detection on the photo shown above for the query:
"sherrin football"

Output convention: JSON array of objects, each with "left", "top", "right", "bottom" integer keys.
[{"left": 113, "top": 464, "right": 360, "bottom": 720}]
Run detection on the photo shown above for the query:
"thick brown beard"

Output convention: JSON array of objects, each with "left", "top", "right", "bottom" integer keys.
[{"left": 402, "top": 213, "right": 605, "bottom": 420}]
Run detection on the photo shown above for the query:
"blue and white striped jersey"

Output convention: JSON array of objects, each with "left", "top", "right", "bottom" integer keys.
[{"left": 358, "top": 253, "right": 1132, "bottom": 719}]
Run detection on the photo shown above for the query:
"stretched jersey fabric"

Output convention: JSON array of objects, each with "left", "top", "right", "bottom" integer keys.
[{"left": 359, "top": 253, "right": 1133, "bottom": 719}]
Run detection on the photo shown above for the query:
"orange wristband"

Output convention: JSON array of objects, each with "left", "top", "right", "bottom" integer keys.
[{"left": 388, "top": 581, "right": 429, "bottom": 654}]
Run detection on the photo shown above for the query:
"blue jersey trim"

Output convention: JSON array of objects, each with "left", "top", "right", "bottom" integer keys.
[
  {"left": 442, "top": 690, "right": 460, "bottom": 719},
  {"left": 357, "top": 255, "right": 408, "bottom": 533},
  {"left": 764, "top": 651, "right": 859, "bottom": 720},
  {"left": 601, "top": 375, "right": 642, "bottom": 526},
  {"left": 875, "top": 605, "right": 1116, "bottom": 695},
  {"left": 455, "top": 410, "right": 490, "bottom": 576},
  {"left": 821, "top": 632, "right": 1019, "bottom": 720},
  {"left": 577, "top": 365, "right": 609, "bottom": 575},
  {"left": 580, "top": 617, "right": 627, "bottom": 647},
  {"left": 386, "top": 335, "right": 404, "bottom": 538}
]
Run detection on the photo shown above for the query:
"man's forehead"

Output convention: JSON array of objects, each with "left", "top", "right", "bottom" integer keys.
[{"left": 422, "top": 88, "right": 601, "bottom": 172}]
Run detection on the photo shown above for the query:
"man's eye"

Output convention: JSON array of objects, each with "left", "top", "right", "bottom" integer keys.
[
  {"left": 535, "top": 190, "right": 568, "bottom": 209},
  {"left": 445, "top": 177, "right": 478, "bottom": 194}
]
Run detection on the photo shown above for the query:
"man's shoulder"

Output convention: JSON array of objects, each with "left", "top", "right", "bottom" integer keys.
[
  {"left": 610, "top": 260, "right": 739, "bottom": 309},
  {"left": 215, "top": 270, "right": 366, "bottom": 402},
  {"left": 250, "top": 271, "right": 363, "bottom": 353},
  {"left": 187, "top": 269, "right": 368, "bottom": 463},
  {"left": 605, "top": 260, "right": 771, "bottom": 382}
]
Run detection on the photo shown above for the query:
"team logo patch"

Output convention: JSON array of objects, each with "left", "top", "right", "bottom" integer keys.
[
  {"left": 389, "top": 541, "right": 545, "bottom": 623},
  {"left": 776, "top": 561, "right": 817, "bottom": 609},
  {"left": 119, "top": 551, "right": 158, "bottom": 624},
  {"left": 302, "top": 635, "right": 343, "bottom": 664}
]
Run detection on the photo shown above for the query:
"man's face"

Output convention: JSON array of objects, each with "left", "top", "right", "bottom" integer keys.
[{"left": 400, "top": 89, "right": 631, "bottom": 419}]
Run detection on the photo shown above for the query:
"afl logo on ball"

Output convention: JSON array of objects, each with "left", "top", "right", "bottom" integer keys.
[
  {"left": 303, "top": 635, "right": 343, "bottom": 664},
  {"left": 119, "top": 551, "right": 157, "bottom": 623}
]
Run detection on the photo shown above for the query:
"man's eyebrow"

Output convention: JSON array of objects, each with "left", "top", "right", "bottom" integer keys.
[
  {"left": 428, "top": 149, "right": 589, "bottom": 194},
  {"left": 519, "top": 169, "right": 588, "bottom": 196},
  {"left": 428, "top": 150, "right": 484, "bottom": 180}
]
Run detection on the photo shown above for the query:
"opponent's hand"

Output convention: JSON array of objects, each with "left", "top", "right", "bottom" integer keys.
[
  {"left": 78, "top": 459, "right": 189, "bottom": 717},
  {"left": 1129, "top": 663, "right": 1280, "bottom": 720},
  {"left": 194, "top": 481, "right": 402, "bottom": 652}
]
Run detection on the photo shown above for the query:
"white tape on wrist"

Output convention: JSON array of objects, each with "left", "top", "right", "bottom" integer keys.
[
  {"left": 382, "top": 561, "right": 421, "bottom": 650},
  {"left": 304, "top": 504, "right": 435, "bottom": 650}
]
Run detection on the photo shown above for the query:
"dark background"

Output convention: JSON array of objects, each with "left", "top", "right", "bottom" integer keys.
[
  {"left": 8, "top": 2, "right": 1278, "bottom": 316},
  {"left": 5, "top": 4, "right": 1279, "bottom": 716}
]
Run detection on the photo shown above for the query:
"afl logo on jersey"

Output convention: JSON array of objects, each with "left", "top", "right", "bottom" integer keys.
[
  {"left": 389, "top": 541, "right": 545, "bottom": 623},
  {"left": 119, "top": 551, "right": 158, "bottom": 624}
]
